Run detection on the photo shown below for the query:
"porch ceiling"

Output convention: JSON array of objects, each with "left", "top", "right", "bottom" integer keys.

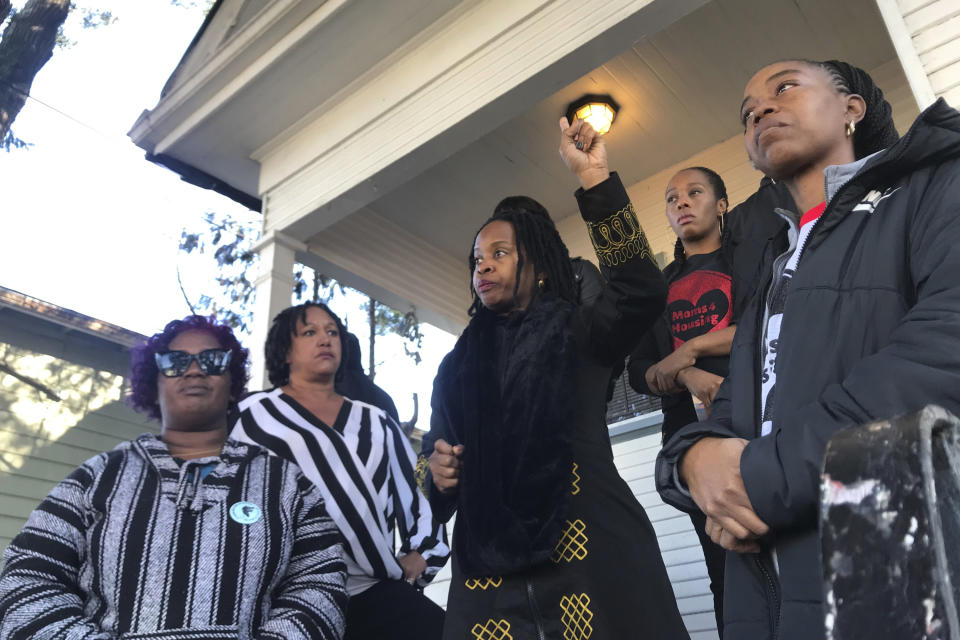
[
  {"left": 359, "top": 0, "right": 899, "bottom": 260},
  {"left": 129, "top": 0, "right": 463, "bottom": 198},
  {"left": 132, "top": 0, "right": 905, "bottom": 336}
]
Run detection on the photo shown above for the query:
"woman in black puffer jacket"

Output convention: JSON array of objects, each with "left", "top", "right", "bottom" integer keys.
[{"left": 657, "top": 59, "right": 960, "bottom": 640}]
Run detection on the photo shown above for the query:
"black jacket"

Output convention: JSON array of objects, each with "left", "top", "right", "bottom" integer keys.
[
  {"left": 721, "top": 178, "right": 794, "bottom": 320},
  {"left": 336, "top": 330, "right": 400, "bottom": 422},
  {"left": 656, "top": 99, "right": 960, "bottom": 640},
  {"left": 424, "top": 174, "right": 689, "bottom": 640}
]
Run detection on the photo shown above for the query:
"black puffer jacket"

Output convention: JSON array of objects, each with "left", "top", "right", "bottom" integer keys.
[
  {"left": 721, "top": 178, "right": 794, "bottom": 320},
  {"left": 656, "top": 98, "right": 960, "bottom": 640}
]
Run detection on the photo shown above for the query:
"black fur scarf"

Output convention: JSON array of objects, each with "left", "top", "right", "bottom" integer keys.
[{"left": 435, "top": 294, "right": 579, "bottom": 576}]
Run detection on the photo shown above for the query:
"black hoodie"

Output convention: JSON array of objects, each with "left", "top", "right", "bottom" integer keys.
[
  {"left": 656, "top": 99, "right": 960, "bottom": 640},
  {"left": 336, "top": 330, "right": 400, "bottom": 422}
]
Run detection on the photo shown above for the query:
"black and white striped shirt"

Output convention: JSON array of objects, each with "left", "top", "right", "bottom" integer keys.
[
  {"left": 0, "top": 434, "right": 346, "bottom": 640},
  {"left": 233, "top": 390, "right": 449, "bottom": 595}
]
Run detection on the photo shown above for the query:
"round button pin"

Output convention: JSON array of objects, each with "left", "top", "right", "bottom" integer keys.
[{"left": 229, "top": 501, "right": 262, "bottom": 525}]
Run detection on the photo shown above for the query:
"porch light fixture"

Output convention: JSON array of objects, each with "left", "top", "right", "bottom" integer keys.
[{"left": 565, "top": 94, "right": 620, "bottom": 135}]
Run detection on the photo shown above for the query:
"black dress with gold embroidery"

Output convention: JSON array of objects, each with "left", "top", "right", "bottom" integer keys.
[{"left": 420, "top": 174, "right": 690, "bottom": 640}]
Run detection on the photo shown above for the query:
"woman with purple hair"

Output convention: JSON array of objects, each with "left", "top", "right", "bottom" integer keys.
[{"left": 0, "top": 315, "right": 347, "bottom": 640}]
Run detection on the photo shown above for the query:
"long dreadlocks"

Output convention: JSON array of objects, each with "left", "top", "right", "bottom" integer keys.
[{"left": 468, "top": 196, "right": 576, "bottom": 316}]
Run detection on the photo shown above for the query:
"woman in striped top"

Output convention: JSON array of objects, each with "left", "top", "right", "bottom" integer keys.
[
  {"left": 232, "top": 302, "right": 449, "bottom": 640},
  {"left": 0, "top": 315, "right": 347, "bottom": 639}
]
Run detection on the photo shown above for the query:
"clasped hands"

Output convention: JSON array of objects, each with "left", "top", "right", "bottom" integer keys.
[
  {"left": 398, "top": 550, "right": 428, "bottom": 583},
  {"left": 646, "top": 343, "right": 723, "bottom": 411},
  {"left": 680, "top": 436, "right": 770, "bottom": 553}
]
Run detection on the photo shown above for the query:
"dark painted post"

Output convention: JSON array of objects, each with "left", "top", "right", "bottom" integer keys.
[{"left": 820, "top": 405, "right": 960, "bottom": 640}]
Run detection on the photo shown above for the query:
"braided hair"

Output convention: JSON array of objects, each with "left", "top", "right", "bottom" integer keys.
[
  {"left": 798, "top": 59, "right": 899, "bottom": 159},
  {"left": 671, "top": 166, "right": 728, "bottom": 266},
  {"left": 468, "top": 196, "right": 576, "bottom": 316}
]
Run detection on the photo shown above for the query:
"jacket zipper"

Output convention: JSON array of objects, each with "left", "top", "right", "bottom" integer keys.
[
  {"left": 755, "top": 212, "right": 798, "bottom": 430},
  {"left": 750, "top": 235, "right": 779, "bottom": 422},
  {"left": 755, "top": 556, "right": 781, "bottom": 639},
  {"left": 746, "top": 102, "right": 927, "bottom": 640},
  {"left": 525, "top": 578, "right": 546, "bottom": 640},
  {"left": 757, "top": 160, "right": 863, "bottom": 428}
]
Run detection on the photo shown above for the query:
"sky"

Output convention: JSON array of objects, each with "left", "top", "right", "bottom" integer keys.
[{"left": 0, "top": 0, "right": 456, "bottom": 427}]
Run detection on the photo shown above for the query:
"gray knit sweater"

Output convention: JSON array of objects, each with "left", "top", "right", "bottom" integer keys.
[{"left": 0, "top": 434, "right": 347, "bottom": 639}]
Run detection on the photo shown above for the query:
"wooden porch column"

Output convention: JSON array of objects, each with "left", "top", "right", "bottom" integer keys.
[{"left": 248, "top": 231, "right": 304, "bottom": 390}]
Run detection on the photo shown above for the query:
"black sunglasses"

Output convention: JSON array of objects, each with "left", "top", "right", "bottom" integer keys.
[{"left": 154, "top": 349, "right": 232, "bottom": 378}]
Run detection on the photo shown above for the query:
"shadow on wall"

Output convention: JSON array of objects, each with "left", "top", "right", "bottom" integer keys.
[{"left": 0, "top": 344, "right": 156, "bottom": 554}]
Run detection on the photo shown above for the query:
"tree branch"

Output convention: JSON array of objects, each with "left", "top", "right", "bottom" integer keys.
[
  {"left": 177, "top": 263, "right": 198, "bottom": 316},
  {"left": 0, "top": 0, "right": 71, "bottom": 140},
  {"left": 0, "top": 362, "right": 59, "bottom": 401},
  {"left": 400, "top": 393, "right": 418, "bottom": 435}
]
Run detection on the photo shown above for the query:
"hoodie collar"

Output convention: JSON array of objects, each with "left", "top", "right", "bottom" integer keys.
[
  {"left": 133, "top": 434, "right": 260, "bottom": 512},
  {"left": 804, "top": 99, "right": 960, "bottom": 251},
  {"left": 856, "top": 98, "right": 960, "bottom": 187},
  {"left": 824, "top": 150, "right": 882, "bottom": 204},
  {"left": 822, "top": 98, "right": 960, "bottom": 203}
]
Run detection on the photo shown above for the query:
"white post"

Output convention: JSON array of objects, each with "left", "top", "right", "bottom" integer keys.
[
  {"left": 875, "top": 0, "right": 937, "bottom": 110},
  {"left": 248, "top": 230, "right": 305, "bottom": 390}
]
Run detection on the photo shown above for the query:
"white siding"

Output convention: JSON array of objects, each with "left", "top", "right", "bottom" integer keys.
[
  {"left": 903, "top": 0, "right": 960, "bottom": 105},
  {"left": 423, "top": 417, "right": 719, "bottom": 639},
  {"left": 0, "top": 328, "right": 156, "bottom": 555},
  {"left": 882, "top": 0, "right": 960, "bottom": 107},
  {"left": 611, "top": 421, "right": 719, "bottom": 640}
]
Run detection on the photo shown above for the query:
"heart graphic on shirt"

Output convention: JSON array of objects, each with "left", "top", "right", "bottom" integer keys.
[{"left": 667, "top": 289, "right": 730, "bottom": 343}]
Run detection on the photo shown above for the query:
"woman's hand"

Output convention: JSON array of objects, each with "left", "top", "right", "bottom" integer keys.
[
  {"left": 677, "top": 368, "right": 724, "bottom": 412},
  {"left": 680, "top": 437, "right": 769, "bottom": 546},
  {"left": 558, "top": 117, "right": 609, "bottom": 190},
  {"left": 429, "top": 438, "right": 463, "bottom": 494},
  {"left": 645, "top": 362, "right": 682, "bottom": 395},
  {"left": 705, "top": 515, "right": 761, "bottom": 553},
  {"left": 398, "top": 551, "right": 428, "bottom": 582},
  {"left": 645, "top": 345, "right": 696, "bottom": 395}
]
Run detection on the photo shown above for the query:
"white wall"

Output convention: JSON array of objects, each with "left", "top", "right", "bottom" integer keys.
[
  {"left": 610, "top": 418, "right": 719, "bottom": 640},
  {"left": 0, "top": 319, "right": 156, "bottom": 555},
  {"left": 899, "top": 0, "right": 960, "bottom": 106}
]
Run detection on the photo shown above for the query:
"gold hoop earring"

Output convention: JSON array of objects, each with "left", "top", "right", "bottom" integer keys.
[
  {"left": 846, "top": 121, "right": 856, "bottom": 137},
  {"left": 537, "top": 277, "right": 545, "bottom": 290}
]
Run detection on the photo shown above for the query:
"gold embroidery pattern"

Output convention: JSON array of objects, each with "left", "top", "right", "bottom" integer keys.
[
  {"left": 471, "top": 618, "right": 513, "bottom": 640},
  {"left": 552, "top": 519, "right": 588, "bottom": 563},
  {"left": 586, "top": 203, "right": 652, "bottom": 267},
  {"left": 465, "top": 576, "right": 503, "bottom": 590},
  {"left": 571, "top": 462, "right": 581, "bottom": 495},
  {"left": 560, "top": 593, "right": 594, "bottom": 640},
  {"left": 414, "top": 455, "right": 429, "bottom": 494}
]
